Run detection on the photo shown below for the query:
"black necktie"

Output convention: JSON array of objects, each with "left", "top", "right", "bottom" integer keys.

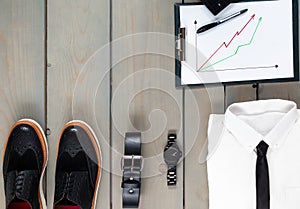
[{"left": 256, "top": 141, "right": 270, "bottom": 209}]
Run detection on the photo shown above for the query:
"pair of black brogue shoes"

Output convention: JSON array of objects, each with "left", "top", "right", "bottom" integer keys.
[{"left": 3, "top": 119, "right": 101, "bottom": 209}]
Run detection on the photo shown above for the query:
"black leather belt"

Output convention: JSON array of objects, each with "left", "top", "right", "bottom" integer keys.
[{"left": 121, "top": 132, "right": 143, "bottom": 208}]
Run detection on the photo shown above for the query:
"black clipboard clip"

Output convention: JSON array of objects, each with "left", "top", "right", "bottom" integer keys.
[{"left": 175, "top": 27, "right": 186, "bottom": 62}]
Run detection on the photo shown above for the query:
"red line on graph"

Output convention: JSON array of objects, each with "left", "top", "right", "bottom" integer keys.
[{"left": 197, "top": 14, "right": 256, "bottom": 72}]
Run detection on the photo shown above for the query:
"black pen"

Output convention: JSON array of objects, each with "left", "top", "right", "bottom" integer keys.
[{"left": 197, "top": 9, "right": 248, "bottom": 34}]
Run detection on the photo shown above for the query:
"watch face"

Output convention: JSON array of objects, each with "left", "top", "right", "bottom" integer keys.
[{"left": 164, "top": 146, "right": 182, "bottom": 165}]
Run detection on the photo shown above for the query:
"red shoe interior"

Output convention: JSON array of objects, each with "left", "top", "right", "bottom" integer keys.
[{"left": 8, "top": 202, "right": 31, "bottom": 209}]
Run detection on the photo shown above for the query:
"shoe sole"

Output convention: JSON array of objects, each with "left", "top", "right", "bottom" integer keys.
[
  {"left": 57, "top": 120, "right": 102, "bottom": 209},
  {"left": 3, "top": 119, "right": 48, "bottom": 209}
]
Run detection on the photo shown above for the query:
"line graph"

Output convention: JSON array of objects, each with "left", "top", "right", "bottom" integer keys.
[
  {"left": 197, "top": 14, "right": 256, "bottom": 72},
  {"left": 200, "top": 16, "right": 263, "bottom": 71}
]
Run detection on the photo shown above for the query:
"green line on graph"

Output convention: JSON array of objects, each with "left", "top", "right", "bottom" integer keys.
[{"left": 200, "top": 17, "right": 263, "bottom": 71}]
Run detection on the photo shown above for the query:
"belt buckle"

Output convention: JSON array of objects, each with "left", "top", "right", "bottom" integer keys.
[{"left": 121, "top": 155, "right": 144, "bottom": 172}]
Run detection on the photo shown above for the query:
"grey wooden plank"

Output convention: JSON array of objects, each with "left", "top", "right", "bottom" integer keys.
[
  {"left": 225, "top": 85, "right": 257, "bottom": 108},
  {"left": 47, "top": 0, "right": 110, "bottom": 208},
  {"left": 0, "top": 0, "right": 45, "bottom": 207},
  {"left": 184, "top": 86, "right": 224, "bottom": 209},
  {"left": 259, "top": 82, "right": 300, "bottom": 105},
  {"left": 111, "top": 0, "right": 183, "bottom": 208}
]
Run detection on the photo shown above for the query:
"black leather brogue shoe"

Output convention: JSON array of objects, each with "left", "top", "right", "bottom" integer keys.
[
  {"left": 3, "top": 119, "right": 48, "bottom": 209},
  {"left": 54, "top": 120, "right": 101, "bottom": 209}
]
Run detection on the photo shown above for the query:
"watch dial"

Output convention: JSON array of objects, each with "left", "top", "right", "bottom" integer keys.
[{"left": 164, "top": 146, "right": 182, "bottom": 165}]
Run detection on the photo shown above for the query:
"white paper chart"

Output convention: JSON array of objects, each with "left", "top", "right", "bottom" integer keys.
[{"left": 177, "top": 0, "right": 298, "bottom": 86}]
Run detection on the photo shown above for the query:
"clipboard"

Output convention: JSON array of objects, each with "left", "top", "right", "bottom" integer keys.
[{"left": 175, "top": 0, "right": 299, "bottom": 87}]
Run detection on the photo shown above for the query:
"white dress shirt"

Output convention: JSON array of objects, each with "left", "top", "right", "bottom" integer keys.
[{"left": 207, "top": 99, "right": 300, "bottom": 209}]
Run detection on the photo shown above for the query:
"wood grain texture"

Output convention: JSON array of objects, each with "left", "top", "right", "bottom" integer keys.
[
  {"left": 184, "top": 86, "right": 224, "bottom": 209},
  {"left": 0, "top": 0, "right": 45, "bottom": 207},
  {"left": 258, "top": 82, "right": 300, "bottom": 105},
  {"left": 225, "top": 85, "right": 257, "bottom": 108},
  {"left": 111, "top": 0, "right": 183, "bottom": 208},
  {"left": 47, "top": 0, "right": 110, "bottom": 208}
]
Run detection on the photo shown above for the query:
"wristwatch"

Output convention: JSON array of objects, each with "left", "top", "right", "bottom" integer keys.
[{"left": 163, "top": 133, "right": 182, "bottom": 186}]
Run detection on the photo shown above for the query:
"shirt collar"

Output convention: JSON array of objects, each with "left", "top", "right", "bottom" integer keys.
[{"left": 224, "top": 99, "right": 298, "bottom": 153}]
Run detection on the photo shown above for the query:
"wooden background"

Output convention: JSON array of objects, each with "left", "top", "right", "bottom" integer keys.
[{"left": 0, "top": 0, "right": 299, "bottom": 208}]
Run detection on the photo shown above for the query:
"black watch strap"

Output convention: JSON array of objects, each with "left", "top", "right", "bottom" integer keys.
[
  {"left": 121, "top": 132, "right": 143, "bottom": 208},
  {"left": 167, "top": 166, "right": 177, "bottom": 186},
  {"left": 166, "top": 133, "right": 178, "bottom": 186},
  {"left": 168, "top": 133, "right": 176, "bottom": 145}
]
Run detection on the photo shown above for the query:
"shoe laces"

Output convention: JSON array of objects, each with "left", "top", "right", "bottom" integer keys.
[
  {"left": 15, "top": 172, "right": 25, "bottom": 195},
  {"left": 64, "top": 174, "right": 75, "bottom": 194}
]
